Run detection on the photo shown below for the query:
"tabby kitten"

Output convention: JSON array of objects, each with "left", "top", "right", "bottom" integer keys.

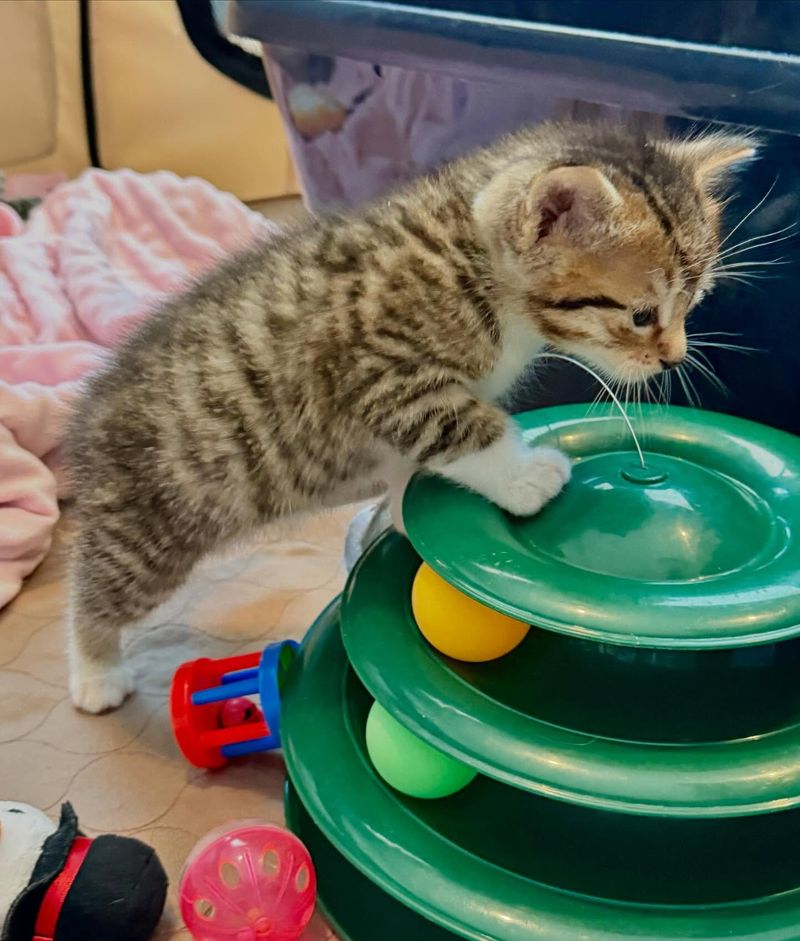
[{"left": 66, "top": 122, "right": 754, "bottom": 712}]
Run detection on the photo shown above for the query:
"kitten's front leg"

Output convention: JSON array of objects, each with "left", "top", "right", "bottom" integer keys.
[
  {"left": 383, "top": 458, "right": 414, "bottom": 535},
  {"left": 363, "top": 383, "right": 569, "bottom": 517},
  {"left": 437, "top": 423, "right": 571, "bottom": 516}
]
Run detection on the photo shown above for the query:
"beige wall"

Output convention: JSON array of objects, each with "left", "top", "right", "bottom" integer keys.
[
  {"left": 2, "top": 0, "right": 296, "bottom": 202},
  {"left": 0, "top": 0, "right": 89, "bottom": 174}
]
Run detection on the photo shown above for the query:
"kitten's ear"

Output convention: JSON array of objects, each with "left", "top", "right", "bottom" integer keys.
[
  {"left": 527, "top": 166, "right": 622, "bottom": 243},
  {"left": 664, "top": 133, "right": 758, "bottom": 191}
]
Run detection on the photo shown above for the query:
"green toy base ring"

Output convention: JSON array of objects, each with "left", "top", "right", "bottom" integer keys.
[
  {"left": 285, "top": 784, "right": 456, "bottom": 941},
  {"left": 403, "top": 405, "right": 800, "bottom": 649},
  {"left": 283, "top": 601, "right": 800, "bottom": 941},
  {"left": 341, "top": 532, "right": 800, "bottom": 816}
]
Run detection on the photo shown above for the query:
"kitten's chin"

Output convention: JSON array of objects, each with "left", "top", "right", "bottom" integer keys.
[
  {"left": 552, "top": 347, "right": 659, "bottom": 390},
  {"left": 599, "top": 365, "right": 661, "bottom": 387},
  {"left": 600, "top": 360, "right": 662, "bottom": 384}
]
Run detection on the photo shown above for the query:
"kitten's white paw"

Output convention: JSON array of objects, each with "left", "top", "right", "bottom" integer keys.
[
  {"left": 70, "top": 661, "right": 135, "bottom": 714},
  {"left": 439, "top": 426, "right": 571, "bottom": 517},
  {"left": 497, "top": 446, "right": 571, "bottom": 516}
]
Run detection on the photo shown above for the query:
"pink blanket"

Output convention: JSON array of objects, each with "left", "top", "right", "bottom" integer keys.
[{"left": 0, "top": 169, "right": 277, "bottom": 609}]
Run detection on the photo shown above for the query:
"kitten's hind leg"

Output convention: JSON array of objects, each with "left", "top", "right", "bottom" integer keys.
[
  {"left": 67, "top": 524, "right": 202, "bottom": 713},
  {"left": 67, "top": 598, "right": 134, "bottom": 715}
]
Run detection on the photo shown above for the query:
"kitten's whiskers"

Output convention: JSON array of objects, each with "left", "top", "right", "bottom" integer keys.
[
  {"left": 539, "top": 351, "right": 645, "bottom": 468},
  {"left": 716, "top": 222, "right": 798, "bottom": 262},
  {"left": 718, "top": 177, "right": 779, "bottom": 250},
  {"left": 691, "top": 339, "right": 759, "bottom": 354},
  {"left": 685, "top": 351, "right": 728, "bottom": 395}
]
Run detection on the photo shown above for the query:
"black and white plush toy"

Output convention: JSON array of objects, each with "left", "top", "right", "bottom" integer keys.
[{"left": 0, "top": 801, "right": 167, "bottom": 941}]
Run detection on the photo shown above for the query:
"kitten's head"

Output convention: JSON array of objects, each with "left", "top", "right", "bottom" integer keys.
[{"left": 474, "top": 126, "right": 756, "bottom": 384}]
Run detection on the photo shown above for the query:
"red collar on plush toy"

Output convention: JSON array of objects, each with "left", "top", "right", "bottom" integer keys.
[
  {"left": 32, "top": 838, "right": 92, "bottom": 941},
  {"left": 2, "top": 802, "right": 167, "bottom": 941}
]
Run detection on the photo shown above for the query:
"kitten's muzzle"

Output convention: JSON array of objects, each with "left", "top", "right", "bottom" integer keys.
[{"left": 659, "top": 358, "right": 683, "bottom": 371}]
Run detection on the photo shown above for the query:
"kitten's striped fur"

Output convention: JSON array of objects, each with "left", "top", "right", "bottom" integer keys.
[{"left": 66, "top": 122, "right": 754, "bottom": 712}]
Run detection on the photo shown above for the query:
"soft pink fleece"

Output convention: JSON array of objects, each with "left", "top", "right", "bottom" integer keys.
[{"left": 0, "top": 169, "right": 277, "bottom": 609}]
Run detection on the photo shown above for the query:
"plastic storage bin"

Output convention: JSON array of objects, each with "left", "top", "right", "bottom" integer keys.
[{"left": 230, "top": 0, "right": 800, "bottom": 432}]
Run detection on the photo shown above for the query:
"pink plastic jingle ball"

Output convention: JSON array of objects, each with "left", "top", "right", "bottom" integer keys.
[{"left": 180, "top": 820, "right": 316, "bottom": 941}]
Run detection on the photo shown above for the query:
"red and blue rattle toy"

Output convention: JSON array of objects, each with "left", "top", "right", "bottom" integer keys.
[{"left": 170, "top": 640, "right": 298, "bottom": 769}]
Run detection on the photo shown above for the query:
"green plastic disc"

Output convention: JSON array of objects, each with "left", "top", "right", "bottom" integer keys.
[
  {"left": 403, "top": 404, "right": 800, "bottom": 649},
  {"left": 283, "top": 601, "right": 800, "bottom": 940},
  {"left": 285, "top": 784, "right": 457, "bottom": 941},
  {"left": 341, "top": 532, "right": 800, "bottom": 816}
]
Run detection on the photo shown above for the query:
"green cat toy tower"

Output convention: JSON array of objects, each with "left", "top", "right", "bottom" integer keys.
[{"left": 282, "top": 403, "right": 800, "bottom": 940}]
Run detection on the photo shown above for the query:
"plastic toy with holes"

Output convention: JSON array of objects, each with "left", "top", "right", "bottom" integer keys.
[
  {"left": 180, "top": 820, "right": 316, "bottom": 941},
  {"left": 170, "top": 641, "right": 299, "bottom": 769}
]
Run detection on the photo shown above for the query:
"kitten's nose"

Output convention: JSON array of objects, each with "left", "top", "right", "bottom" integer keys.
[{"left": 660, "top": 358, "right": 682, "bottom": 371}]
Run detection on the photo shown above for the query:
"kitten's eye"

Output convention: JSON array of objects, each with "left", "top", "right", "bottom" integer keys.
[{"left": 633, "top": 308, "right": 657, "bottom": 328}]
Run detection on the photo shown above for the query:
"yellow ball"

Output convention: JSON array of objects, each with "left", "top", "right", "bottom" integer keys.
[{"left": 411, "top": 563, "right": 529, "bottom": 662}]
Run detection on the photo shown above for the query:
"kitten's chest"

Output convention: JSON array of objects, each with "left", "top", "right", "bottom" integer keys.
[{"left": 472, "top": 318, "right": 543, "bottom": 402}]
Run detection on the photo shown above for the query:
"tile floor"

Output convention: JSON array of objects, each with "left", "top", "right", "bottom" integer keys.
[{"left": 0, "top": 507, "right": 351, "bottom": 938}]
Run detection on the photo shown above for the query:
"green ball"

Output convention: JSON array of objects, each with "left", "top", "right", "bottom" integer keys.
[{"left": 365, "top": 702, "right": 477, "bottom": 799}]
